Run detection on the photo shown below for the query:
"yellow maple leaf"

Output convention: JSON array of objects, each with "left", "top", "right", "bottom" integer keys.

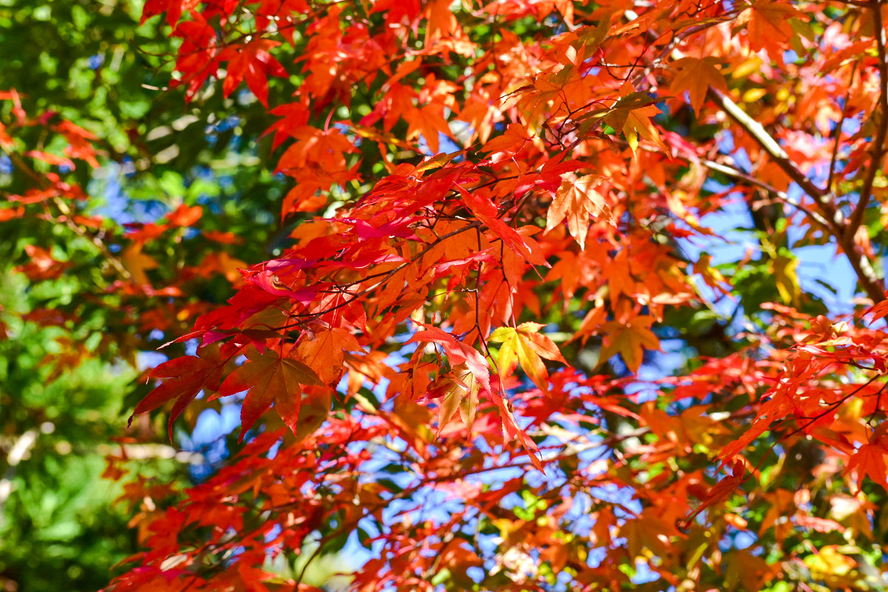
[
  {"left": 770, "top": 253, "right": 800, "bottom": 306},
  {"left": 609, "top": 83, "right": 666, "bottom": 153},
  {"left": 490, "top": 322, "right": 567, "bottom": 393}
]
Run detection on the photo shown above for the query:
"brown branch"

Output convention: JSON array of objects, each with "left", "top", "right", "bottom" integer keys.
[
  {"left": 700, "top": 158, "right": 832, "bottom": 229},
  {"left": 707, "top": 87, "right": 886, "bottom": 303},
  {"left": 708, "top": 88, "right": 835, "bottom": 216},
  {"left": 847, "top": 1, "right": 888, "bottom": 241},
  {"left": 608, "top": 136, "right": 833, "bottom": 231},
  {"left": 50, "top": 196, "right": 133, "bottom": 281}
]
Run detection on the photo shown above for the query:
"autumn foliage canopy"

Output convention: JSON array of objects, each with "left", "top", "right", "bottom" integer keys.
[{"left": 5, "top": 0, "right": 888, "bottom": 590}]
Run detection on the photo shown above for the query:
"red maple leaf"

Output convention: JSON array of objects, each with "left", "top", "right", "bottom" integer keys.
[
  {"left": 220, "top": 39, "right": 287, "bottom": 108},
  {"left": 211, "top": 349, "right": 323, "bottom": 439},
  {"left": 131, "top": 345, "right": 224, "bottom": 439}
]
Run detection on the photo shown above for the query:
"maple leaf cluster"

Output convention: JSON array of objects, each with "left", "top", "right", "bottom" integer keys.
[{"left": 5, "top": 0, "right": 888, "bottom": 590}]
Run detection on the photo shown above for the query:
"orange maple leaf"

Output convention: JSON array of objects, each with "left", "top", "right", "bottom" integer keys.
[
  {"left": 545, "top": 173, "right": 611, "bottom": 249},
  {"left": 428, "top": 363, "right": 481, "bottom": 435},
  {"left": 739, "top": 0, "right": 801, "bottom": 54},
  {"left": 481, "top": 122, "right": 531, "bottom": 154},
  {"left": 296, "top": 326, "right": 362, "bottom": 386},
  {"left": 121, "top": 244, "right": 160, "bottom": 286},
  {"left": 670, "top": 57, "right": 727, "bottom": 113},
  {"left": 404, "top": 103, "right": 454, "bottom": 154},
  {"left": 845, "top": 424, "right": 888, "bottom": 491},
  {"left": 597, "top": 316, "right": 660, "bottom": 372}
]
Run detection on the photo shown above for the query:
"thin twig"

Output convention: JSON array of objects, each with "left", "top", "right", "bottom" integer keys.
[
  {"left": 826, "top": 63, "right": 857, "bottom": 193},
  {"left": 700, "top": 158, "right": 831, "bottom": 229}
]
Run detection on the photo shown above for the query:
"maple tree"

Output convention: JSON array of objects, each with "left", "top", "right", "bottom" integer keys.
[{"left": 6, "top": 0, "right": 888, "bottom": 590}]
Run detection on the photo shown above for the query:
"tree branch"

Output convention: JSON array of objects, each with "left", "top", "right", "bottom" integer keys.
[
  {"left": 0, "top": 430, "right": 37, "bottom": 514},
  {"left": 707, "top": 88, "right": 836, "bottom": 220},
  {"left": 700, "top": 158, "right": 831, "bottom": 229},
  {"left": 708, "top": 87, "right": 886, "bottom": 303},
  {"left": 827, "top": 63, "right": 857, "bottom": 193},
  {"left": 847, "top": 1, "right": 888, "bottom": 241}
]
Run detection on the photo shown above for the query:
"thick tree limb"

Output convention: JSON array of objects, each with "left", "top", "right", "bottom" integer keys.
[
  {"left": 847, "top": 1, "right": 888, "bottom": 241},
  {"left": 708, "top": 88, "right": 836, "bottom": 218}
]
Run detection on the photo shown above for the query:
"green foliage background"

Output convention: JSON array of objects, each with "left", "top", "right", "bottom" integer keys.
[{"left": 0, "top": 1, "right": 282, "bottom": 589}]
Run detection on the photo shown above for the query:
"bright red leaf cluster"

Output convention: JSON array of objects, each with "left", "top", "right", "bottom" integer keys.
[{"left": 6, "top": 0, "right": 888, "bottom": 590}]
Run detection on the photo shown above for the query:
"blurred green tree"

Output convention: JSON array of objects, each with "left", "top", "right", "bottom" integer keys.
[{"left": 0, "top": 1, "right": 290, "bottom": 589}]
